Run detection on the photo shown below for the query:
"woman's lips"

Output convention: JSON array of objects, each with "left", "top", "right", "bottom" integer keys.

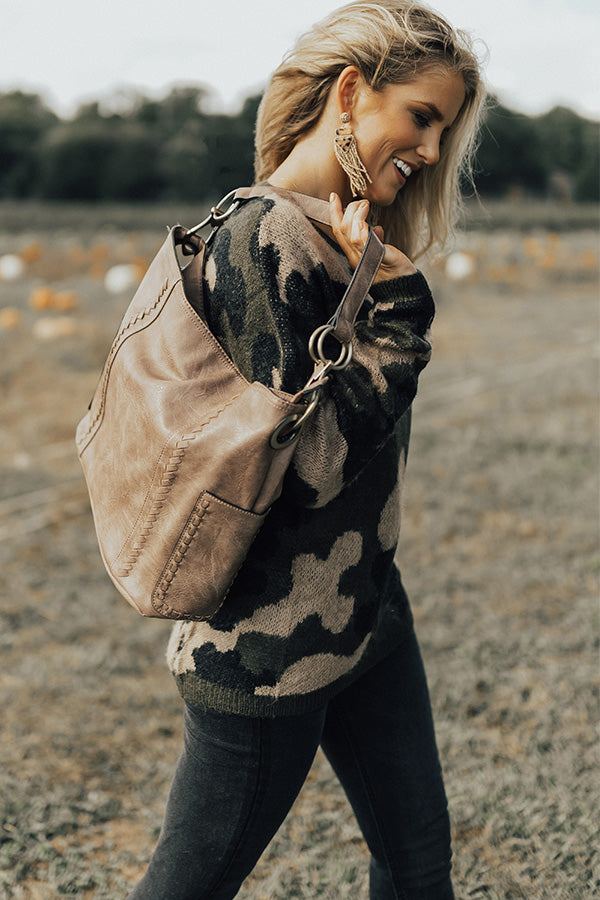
[{"left": 393, "top": 164, "right": 407, "bottom": 185}]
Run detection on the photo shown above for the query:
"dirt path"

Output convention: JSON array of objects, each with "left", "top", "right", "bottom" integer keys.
[{"left": 0, "top": 222, "right": 598, "bottom": 898}]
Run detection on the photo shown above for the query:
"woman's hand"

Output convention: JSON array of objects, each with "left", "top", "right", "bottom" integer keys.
[{"left": 329, "top": 193, "right": 417, "bottom": 282}]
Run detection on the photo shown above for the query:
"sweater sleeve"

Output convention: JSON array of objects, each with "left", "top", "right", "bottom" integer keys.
[{"left": 202, "top": 195, "right": 434, "bottom": 508}]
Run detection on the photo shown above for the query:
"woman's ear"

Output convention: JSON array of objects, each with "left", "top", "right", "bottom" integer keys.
[{"left": 335, "top": 66, "right": 364, "bottom": 115}]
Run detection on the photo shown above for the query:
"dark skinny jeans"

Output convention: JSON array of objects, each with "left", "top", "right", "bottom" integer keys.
[{"left": 127, "top": 627, "right": 454, "bottom": 899}]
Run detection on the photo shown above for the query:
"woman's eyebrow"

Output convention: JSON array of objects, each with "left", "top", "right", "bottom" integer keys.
[{"left": 417, "top": 102, "right": 444, "bottom": 122}]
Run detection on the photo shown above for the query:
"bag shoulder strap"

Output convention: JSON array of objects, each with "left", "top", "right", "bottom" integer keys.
[{"left": 233, "top": 185, "right": 384, "bottom": 344}]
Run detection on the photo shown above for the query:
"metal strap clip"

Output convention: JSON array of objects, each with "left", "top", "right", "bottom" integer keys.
[
  {"left": 269, "top": 325, "right": 353, "bottom": 449},
  {"left": 181, "top": 190, "right": 241, "bottom": 253}
]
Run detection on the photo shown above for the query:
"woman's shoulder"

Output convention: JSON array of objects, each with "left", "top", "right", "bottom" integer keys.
[
  {"left": 232, "top": 187, "right": 321, "bottom": 233},
  {"left": 230, "top": 189, "right": 345, "bottom": 266},
  {"left": 206, "top": 188, "right": 349, "bottom": 296},
  {"left": 201, "top": 189, "right": 346, "bottom": 392}
]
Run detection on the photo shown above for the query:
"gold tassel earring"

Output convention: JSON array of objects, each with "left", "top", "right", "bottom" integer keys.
[{"left": 333, "top": 112, "right": 372, "bottom": 198}]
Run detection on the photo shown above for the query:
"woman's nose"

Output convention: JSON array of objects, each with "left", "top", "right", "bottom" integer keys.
[{"left": 417, "top": 135, "right": 441, "bottom": 167}]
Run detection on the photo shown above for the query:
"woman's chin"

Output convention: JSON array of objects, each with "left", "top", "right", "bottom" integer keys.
[{"left": 365, "top": 186, "right": 402, "bottom": 207}]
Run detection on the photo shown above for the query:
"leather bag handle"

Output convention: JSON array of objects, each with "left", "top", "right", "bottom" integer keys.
[{"left": 179, "top": 186, "right": 386, "bottom": 449}]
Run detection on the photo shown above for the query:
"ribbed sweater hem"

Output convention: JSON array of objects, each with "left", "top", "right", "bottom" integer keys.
[{"left": 172, "top": 608, "right": 413, "bottom": 718}]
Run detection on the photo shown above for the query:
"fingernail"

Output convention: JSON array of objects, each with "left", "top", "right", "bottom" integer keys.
[{"left": 330, "top": 193, "right": 336, "bottom": 203}]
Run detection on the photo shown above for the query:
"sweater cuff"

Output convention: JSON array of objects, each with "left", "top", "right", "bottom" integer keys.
[{"left": 369, "top": 269, "right": 431, "bottom": 303}]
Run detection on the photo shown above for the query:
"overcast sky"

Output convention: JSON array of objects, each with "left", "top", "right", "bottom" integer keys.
[{"left": 3, "top": 0, "right": 599, "bottom": 119}]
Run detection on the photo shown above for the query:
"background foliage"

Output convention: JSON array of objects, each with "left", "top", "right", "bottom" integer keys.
[{"left": 0, "top": 87, "right": 597, "bottom": 202}]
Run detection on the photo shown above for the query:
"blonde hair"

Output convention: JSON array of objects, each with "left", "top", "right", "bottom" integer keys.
[{"left": 255, "top": 0, "right": 486, "bottom": 258}]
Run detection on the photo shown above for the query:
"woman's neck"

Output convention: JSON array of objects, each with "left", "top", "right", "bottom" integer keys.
[{"left": 267, "top": 122, "right": 352, "bottom": 206}]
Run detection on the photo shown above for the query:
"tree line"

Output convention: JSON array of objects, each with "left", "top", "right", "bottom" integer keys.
[{"left": 0, "top": 86, "right": 598, "bottom": 203}]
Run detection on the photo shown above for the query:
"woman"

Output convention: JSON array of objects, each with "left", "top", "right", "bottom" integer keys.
[{"left": 128, "top": 2, "right": 484, "bottom": 897}]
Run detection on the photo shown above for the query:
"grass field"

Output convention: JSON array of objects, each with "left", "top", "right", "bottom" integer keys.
[{"left": 0, "top": 202, "right": 598, "bottom": 899}]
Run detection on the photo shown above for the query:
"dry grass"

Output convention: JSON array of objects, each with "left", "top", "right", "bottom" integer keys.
[{"left": 0, "top": 205, "right": 598, "bottom": 898}]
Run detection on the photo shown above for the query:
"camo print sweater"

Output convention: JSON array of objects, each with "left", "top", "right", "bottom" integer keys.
[{"left": 166, "top": 188, "right": 435, "bottom": 717}]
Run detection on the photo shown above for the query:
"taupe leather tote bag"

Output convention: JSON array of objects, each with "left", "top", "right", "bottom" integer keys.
[{"left": 76, "top": 187, "right": 383, "bottom": 620}]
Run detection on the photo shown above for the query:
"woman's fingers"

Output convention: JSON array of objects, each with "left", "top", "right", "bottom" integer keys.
[
  {"left": 375, "top": 245, "right": 417, "bottom": 281},
  {"left": 329, "top": 194, "right": 370, "bottom": 268},
  {"left": 351, "top": 202, "right": 369, "bottom": 244},
  {"left": 329, "top": 193, "right": 417, "bottom": 280},
  {"left": 329, "top": 191, "right": 343, "bottom": 229}
]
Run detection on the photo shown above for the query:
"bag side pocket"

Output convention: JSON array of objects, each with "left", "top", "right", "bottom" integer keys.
[{"left": 151, "top": 492, "right": 266, "bottom": 620}]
